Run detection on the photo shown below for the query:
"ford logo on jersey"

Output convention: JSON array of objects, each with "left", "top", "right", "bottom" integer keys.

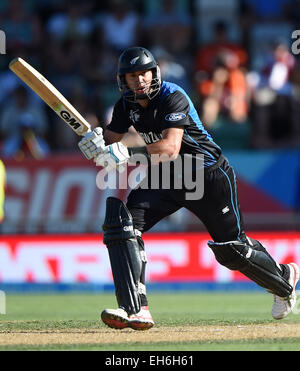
[{"left": 165, "top": 112, "right": 186, "bottom": 121}]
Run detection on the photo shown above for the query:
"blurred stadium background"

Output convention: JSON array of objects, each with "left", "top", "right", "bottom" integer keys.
[{"left": 0, "top": 0, "right": 300, "bottom": 294}]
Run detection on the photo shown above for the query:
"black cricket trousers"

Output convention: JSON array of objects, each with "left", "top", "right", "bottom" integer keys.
[{"left": 126, "top": 155, "right": 247, "bottom": 243}]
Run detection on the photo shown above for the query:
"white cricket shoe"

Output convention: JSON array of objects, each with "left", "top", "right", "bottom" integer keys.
[
  {"left": 101, "top": 307, "right": 130, "bottom": 329},
  {"left": 101, "top": 306, "right": 154, "bottom": 331},
  {"left": 272, "top": 263, "right": 300, "bottom": 320},
  {"left": 128, "top": 306, "right": 154, "bottom": 331}
]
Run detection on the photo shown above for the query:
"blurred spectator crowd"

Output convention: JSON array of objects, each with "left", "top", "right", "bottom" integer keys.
[{"left": 0, "top": 0, "right": 300, "bottom": 159}]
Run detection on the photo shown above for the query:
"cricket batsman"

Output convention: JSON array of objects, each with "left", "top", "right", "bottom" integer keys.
[{"left": 78, "top": 47, "right": 299, "bottom": 330}]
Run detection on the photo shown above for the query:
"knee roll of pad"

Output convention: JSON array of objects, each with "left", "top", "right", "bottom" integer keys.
[
  {"left": 102, "top": 197, "right": 143, "bottom": 314},
  {"left": 208, "top": 240, "right": 292, "bottom": 297}
]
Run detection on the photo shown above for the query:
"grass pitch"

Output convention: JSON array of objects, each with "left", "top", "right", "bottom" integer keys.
[{"left": 0, "top": 291, "right": 300, "bottom": 351}]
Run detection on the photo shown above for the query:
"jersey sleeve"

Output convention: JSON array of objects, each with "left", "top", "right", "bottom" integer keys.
[
  {"left": 105, "top": 99, "right": 131, "bottom": 134},
  {"left": 161, "top": 90, "right": 191, "bottom": 130}
]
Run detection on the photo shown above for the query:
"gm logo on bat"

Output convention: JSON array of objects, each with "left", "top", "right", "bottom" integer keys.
[
  {"left": 53, "top": 103, "right": 84, "bottom": 133},
  {"left": 0, "top": 30, "right": 6, "bottom": 54}
]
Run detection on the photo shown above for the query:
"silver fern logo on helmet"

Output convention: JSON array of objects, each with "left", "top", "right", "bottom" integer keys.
[{"left": 130, "top": 56, "right": 140, "bottom": 65}]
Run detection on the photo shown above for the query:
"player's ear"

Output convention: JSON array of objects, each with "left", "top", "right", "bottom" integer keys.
[{"left": 117, "top": 75, "right": 126, "bottom": 92}]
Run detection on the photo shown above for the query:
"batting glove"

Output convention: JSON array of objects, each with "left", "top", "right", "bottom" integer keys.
[
  {"left": 94, "top": 142, "right": 129, "bottom": 171},
  {"left": 78, "top": 127, "right": 105, "bottom": 160}
]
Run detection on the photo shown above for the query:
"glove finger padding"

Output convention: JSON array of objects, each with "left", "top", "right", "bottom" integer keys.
[
  {"left": 78, "top": 127, "right": 105, "bottom": 159},
  {"left": 94, "top": 142, "right": 129, "bottom": 172}
]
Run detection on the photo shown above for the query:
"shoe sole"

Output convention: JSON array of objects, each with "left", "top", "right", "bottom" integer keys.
[
  {"left": 130, "top": 320, "right": 154, "bottom": 331},
  {"left": 101, "top": 311, "right": 129, "bottom": 330},
  {"left": 101, "top": 311, "right": 154, "bottom": 331}
]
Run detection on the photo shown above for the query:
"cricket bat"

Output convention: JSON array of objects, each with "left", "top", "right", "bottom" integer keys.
[{"left": 9, "top": 57, "right": 91, "bottom": 136}]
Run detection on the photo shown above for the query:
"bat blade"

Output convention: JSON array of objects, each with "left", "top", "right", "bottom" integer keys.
[{"left": 9, "top": 57, "right": 91, "bottom": 136}]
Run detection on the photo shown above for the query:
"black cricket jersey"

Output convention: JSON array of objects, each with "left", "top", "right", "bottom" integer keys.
[{"left": 106, "top": 81, "right": 222, "bottom": 168}]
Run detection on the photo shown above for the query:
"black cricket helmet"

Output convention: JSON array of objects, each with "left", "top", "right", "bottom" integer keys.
[{"left": 117, "top": 46, "right": 161, "bottom": 102}]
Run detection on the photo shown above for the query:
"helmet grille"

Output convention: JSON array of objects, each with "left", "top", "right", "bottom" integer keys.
[{"left": 117, "top": 47, "right": 161, "bottom": 102}]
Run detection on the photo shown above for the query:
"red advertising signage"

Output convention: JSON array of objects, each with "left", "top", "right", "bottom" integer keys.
[
  {"left": 4, "top": 154, "right": 295, "bottom": 234},
  {"left": 3, "top": 155, "right": 130, "bottom": 234},
  {"left": 0, "top": 232, "right": 299, "bottom": 284}
]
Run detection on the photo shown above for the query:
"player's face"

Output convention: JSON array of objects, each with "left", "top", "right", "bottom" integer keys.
[{"left": 125, "top": 70, "right": 153, "bottom": 97}]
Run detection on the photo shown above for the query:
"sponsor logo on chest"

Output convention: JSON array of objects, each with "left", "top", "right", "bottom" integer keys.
[{"left": 165, "top": 112, "right": 186, "bottom": 122}]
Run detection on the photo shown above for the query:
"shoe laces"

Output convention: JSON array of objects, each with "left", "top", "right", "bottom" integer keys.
[{"left": 274, "top": 294, "right": 292, "bottom": 307}]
